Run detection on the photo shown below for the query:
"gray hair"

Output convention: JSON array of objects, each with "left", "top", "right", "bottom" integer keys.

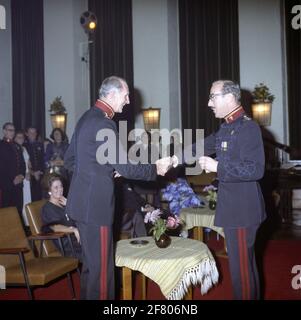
[
  {"left": 213, "top": 80, "right": 241, "bottom": 103},
  {"left": 99, "top": 76, "right": 127, "bottom": 98}
]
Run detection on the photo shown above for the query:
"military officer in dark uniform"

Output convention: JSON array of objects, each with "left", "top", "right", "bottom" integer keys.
[
  {"left": 172, "top": 80, "right": 266, "bottom": 299},
  {"left": 0, "top": 123, "right": 26, "bottom": 217},
  {"left": 24, "top": 127, "right": 44, "bottom": 201},
  {"left": 64, "top": 76, "right": 172, "bottom": 300},
  {"left": 197, "top": 80, "right": 266, "bottom": 300}
]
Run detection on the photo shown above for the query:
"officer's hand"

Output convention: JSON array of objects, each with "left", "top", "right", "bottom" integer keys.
[
  {"left": 113, "top": 171, "right": 122, "bottom": 178},
  {"left": 198, "top": 156, "right": 218, "bottom": 173},
  {"left": 156, "top": 157, "right": 174, "bottom": 176}
]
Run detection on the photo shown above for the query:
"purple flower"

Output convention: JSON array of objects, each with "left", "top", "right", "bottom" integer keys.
[
  {"left": 203, "top": 185, "right": 217, "bottom": 192},
  {"left": 144, "top": 209, "right": 162, "bottom": 224}
]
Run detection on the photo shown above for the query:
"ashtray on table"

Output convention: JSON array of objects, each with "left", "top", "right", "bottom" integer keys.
[{"left": 130, "top": 240, "right": 149, "bottom": 247}]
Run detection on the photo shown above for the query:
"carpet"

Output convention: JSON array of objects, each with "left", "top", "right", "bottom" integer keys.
[{"left": 0, "top": 238, "right": 300, "bottom": 300}]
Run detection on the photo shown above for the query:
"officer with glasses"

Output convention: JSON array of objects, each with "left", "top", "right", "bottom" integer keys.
[
  {"left": 172, "top": 80, "right": 266, "bottom": 300},
  {"left": 199, "top": 80, "right": 266, "bottom": 300},
  {"left": 0, "top": 122, "right": 26, "bottom": 220}
]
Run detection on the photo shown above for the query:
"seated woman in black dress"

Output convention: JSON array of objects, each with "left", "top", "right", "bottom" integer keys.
[{"left": 41, "top": 175, "right": 82, "bottom": 260}]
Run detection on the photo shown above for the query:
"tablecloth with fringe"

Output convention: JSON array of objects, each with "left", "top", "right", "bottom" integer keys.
[
  {"left": 115, "top": 236, "right": 219, "bottom": 300},
  {"left": 180, "top": 207, "right": 225, "bottom": 238}
]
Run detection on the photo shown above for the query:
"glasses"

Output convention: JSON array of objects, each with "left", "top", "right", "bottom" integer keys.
[
  {"left": 5, "top": 128, "right": 15, "bottom": 132},
  {"left": 209, "top": 92, "right": 224, "bottom": 101}
]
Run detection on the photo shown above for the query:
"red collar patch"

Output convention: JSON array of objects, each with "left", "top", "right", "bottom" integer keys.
[
  {"left": 94, "top": 100, "right": 115, "bottom": 119},
  {"left": 225, "top": 106, "right": 245, "bottom": 124}
]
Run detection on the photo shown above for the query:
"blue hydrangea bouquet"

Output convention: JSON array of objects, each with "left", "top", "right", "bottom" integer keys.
[{"left": 161, "top": 178, "right": 205, "bottom": 216}]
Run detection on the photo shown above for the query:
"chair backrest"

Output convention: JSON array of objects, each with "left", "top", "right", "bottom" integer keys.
[
  {"left": 25, "top": 200, "right": 61, "bottom": 257},
  {"left": 0, "top": 207, "right": 34, "bottom": 268},
  {"left": 187, "top": 172, "right": 217, "bottom": 194}
]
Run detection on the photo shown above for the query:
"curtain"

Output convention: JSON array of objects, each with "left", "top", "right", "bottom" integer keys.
[
  {"left": 285, "top": 0, "right": 301, "bottom": 160},
  {"left": 179, "top": 0, "right": 240, "bottom": 136},
  {"left": 11, "top": 0, "right": 45, "bottom": 137},
  {"left": 88, "top": 0, "right": 134, "bottom": 130}
]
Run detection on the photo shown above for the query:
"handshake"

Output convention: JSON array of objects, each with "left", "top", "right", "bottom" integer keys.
[
  {"left": 155, "top": 155, "right": 218, "bottom": 176},
  {"left": 156, "top": 155, "right": 178, "bottom": 176}
]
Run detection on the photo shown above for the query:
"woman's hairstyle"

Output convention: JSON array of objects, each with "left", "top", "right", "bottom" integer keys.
[
  {"left": 47, "top": 174, "right": 63, "bottom": 192},
  {"left": 50, "top": 128, "right": 67, "bottom": 142}
]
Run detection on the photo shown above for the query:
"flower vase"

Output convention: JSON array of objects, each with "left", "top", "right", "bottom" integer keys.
[
  {"left": 209, "top": 200, "right": 216, "bottom": 210},
  {"left": 155, "top": 233, "right": 171, "bottom": 248}
]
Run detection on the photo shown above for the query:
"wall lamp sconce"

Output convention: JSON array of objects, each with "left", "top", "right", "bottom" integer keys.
[
  {"left": 251, "top": 102, "right": 272, "bottom": 126},
  {"left": 49, "top": 96, "right": 67, "bottom": 132},
  {"left": 142, "top": 107, "right": 161, "bottom": 131}
]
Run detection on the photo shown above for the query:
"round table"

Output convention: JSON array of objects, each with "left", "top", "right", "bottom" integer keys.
[{"left": 115, "top": 236, "right": 219, "bottom": 300}]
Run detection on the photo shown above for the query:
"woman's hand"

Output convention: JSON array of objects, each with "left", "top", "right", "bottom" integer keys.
[
  {"left": 58, "top": 196, "right": 67, "bottom": 206},
  {"left": 73, "top": 227, "right": 81, "bottom": 244}
]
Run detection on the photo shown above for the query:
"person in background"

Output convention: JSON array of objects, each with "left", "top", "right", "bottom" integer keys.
[
  {"left": 0, "top": 123, "right": 25, "bottom": 219},
  {"left": 43, "top": 138, "right": 52, "bottom": 153},
  {"left": 24, "top": 127, "right": 44, "bottom": 201},
  {"left": 114, "top": 180, "right": 155, "bottom": 239},
  {"left": 14, "top": 131, "right": 32, "bottom": 228},
  {"left": 45, "top": 128, "right": 69, "bottom": 181},
  {"left": 41, "top": 175, "right": 82, "bottom": 260},
  {"left": 132, "top": 131, "right": 162, "bottom": 207}
]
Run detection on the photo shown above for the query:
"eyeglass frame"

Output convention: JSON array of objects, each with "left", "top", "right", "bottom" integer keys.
[{"left": 208, "top": 92, "right": 224, "bottom": 101}]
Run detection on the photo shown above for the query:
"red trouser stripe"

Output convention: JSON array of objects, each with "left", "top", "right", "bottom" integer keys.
[
  {"left": 242, "top": 229, "right": 251, "bottom": 300},
  {"left": 238, "top": 228, "right": 251, "bottom": 300},
  {"left": 238, "top": 229, "right": 246, "bottom": 300},
  {"left": 99, "top": 226, "right": 108, "bottom": 300}
]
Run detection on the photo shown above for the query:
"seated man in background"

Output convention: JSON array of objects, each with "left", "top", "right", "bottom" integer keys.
[{"left": 114, "top": 180, "right": 155, "bottom": 239}]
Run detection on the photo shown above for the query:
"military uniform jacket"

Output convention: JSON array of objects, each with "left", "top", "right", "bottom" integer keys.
[
  {"left": 64, "top": 106, "right": 157, "bottom": 226},
  {"left": 24, "top": 141, "right": 44, "bottom": 172},
  {"left": 204, "top": 115, "right": 266, "bottom": 228},
  {"left": 0, "top": 140, "right": 26, "bottom": 191}
]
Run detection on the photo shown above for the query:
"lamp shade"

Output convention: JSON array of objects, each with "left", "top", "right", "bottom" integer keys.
[
  {"left": 251, "top": 102, "right": 272, "bottom": 126},
  {"left": 142, "top": 107, "right": 161, "bottom": 131},
  {"left": 80, "top": 11, "right": 97, "bottom": 34},
  {"left": 51, "top": 113, "right": 67, "bottom": 132}
]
